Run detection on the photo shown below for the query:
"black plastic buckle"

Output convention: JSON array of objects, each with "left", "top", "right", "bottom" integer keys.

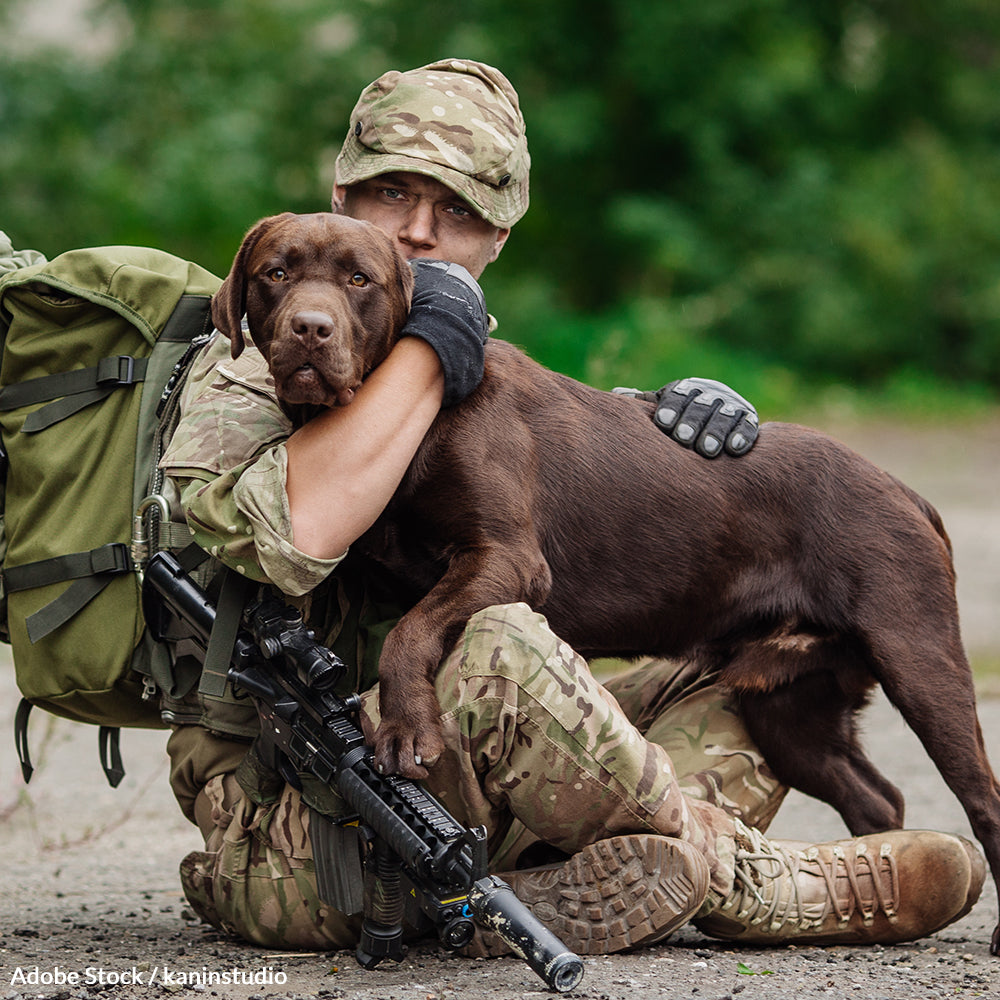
[
  {"left": 96, "top": 354, "right": 137, "bottom": 387},
  {"left": 90, "top": 542, "right": 133, "bottom": 575}
]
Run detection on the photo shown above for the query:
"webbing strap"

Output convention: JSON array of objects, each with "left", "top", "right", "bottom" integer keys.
[
  {"left": 159, "top": 521, "right": 196, "bottom": 550},
  {"left": 99, "top": 726, "right": 126, "bottom": 787},
  {"left": 175, "top": 540, "right": 210, "bottom": 573},
  {"left": 14, "top": 698, "right": 34, "bottom": 783},
  {"left": 14, "top": 698, "right": 128, "bottom": 788},
  {"left": 160, "top": 293, "right": 216, "bottom": 343},
  {"left": 0, "top": 354, "right": 149, "bottom": 432},
  {"left": 197, "top": 566, "right": 251, "bottom": 698},
  {"left": 24, "top": 575, "right": 118, "bottom": 644},
  {"left": 3, "top": 542, "right": 132, "bottom": 592},
  {"left": 2, "top": 543, "right": 133, "bottom": 644}
]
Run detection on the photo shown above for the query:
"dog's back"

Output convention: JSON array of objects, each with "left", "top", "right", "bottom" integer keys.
[{"left": 399, "top": 339, "right": 958, "bottom": 670}]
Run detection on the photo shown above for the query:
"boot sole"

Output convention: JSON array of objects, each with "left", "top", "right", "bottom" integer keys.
[{"left": 465, "top": 834, "right": 711, "bottom": 957}]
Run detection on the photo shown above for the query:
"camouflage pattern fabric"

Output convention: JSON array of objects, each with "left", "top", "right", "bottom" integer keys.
[
  {"left": 0, "top": 231, "right": 47, "bottom": 275},
  {"left": 180, "top": 774, "right": 363, "bottom": 949},
  {"left": 177, "top": 604, "right": 788, "bottom": 947},
  {"left": 602, "top": 657, "right": 788, "bottom": 834},
  {"left": 334, "top": 58, "right": 530, "bottom": 229}
]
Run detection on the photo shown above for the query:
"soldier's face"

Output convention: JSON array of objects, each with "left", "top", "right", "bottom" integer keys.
[{"left": 335, "top": 173, "right": 509, "bottom": 279}]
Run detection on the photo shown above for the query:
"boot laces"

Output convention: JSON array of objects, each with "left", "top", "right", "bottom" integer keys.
[{"left": 723, "top": 820, "right": 900, "bottom": 934}]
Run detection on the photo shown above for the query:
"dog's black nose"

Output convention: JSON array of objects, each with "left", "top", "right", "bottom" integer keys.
[{"left": 291, "top": 311, "right": 335, "bottom": 342}]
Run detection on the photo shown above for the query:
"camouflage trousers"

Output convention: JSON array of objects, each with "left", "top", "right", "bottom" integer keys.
[{"left": 172, "top": 603, "right": 787, "bottom": 949}]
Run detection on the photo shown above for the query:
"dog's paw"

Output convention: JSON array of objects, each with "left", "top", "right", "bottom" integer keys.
[
  {"left": 372, "top": 719, "right": 445, "bottom": 779},
  {"left": 373, "top": 677, "right": 446, "bottom": 777}
]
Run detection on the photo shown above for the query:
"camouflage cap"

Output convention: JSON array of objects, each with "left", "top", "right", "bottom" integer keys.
[{"left": 335, "top": 58, "right": 530, "bottom": 229}]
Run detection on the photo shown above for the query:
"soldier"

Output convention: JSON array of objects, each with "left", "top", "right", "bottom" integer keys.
[{"left": 159, "top": 59, "right": 984, "bottom": 954}]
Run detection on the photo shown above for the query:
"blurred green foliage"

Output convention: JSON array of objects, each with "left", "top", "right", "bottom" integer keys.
[{"left": 3, "top": 0, "right": 1000, "bottom": 401}]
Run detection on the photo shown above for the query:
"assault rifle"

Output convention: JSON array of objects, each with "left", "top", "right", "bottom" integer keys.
[{"left": 142, "top": 550, "right": 584, "bottom": 994}]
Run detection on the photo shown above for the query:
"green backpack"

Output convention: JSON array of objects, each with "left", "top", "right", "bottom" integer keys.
[{"left": 0, "top": 245, "right": 221, "bottom": 782}]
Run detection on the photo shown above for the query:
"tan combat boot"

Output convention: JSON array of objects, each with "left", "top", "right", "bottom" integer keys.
[
  {"left": 695, "top": 819, "right": 986, "bottom": 947},
  {"left": 465, "top": 834, "right": 711, "bottom": 956}
]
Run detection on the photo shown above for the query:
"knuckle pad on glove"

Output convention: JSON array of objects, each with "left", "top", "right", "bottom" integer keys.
[
  {"left": 653, "top": 403, "right": 680, "bottom": 431},
  {"left": 674, "top": 397, "right": 718, "bottom": 445},
  {"left": 725, "top": 416, "right": 759, "bottom": 455},
  {"left": 696, "top": 407, "right": 739, "bottom": 458},
  {"left": 654, "top": 383, "right": 699, "bottom": 434}
]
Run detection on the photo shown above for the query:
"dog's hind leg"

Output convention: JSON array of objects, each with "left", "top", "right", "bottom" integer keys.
[
  {"left": 718, "top": 631, "right": 906, "bottom": 834},
  {"left": 736, "top": 665, "right": 906, "bottom": 836},
  {"left": 866, "top": 629, "right": 1000, "bottom": 954}
]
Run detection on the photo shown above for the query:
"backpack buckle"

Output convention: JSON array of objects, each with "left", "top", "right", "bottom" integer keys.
[{"left": 96, "top": 354, "right": 137, "bottom": 386}]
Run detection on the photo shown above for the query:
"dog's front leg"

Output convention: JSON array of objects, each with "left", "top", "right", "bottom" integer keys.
[
  {"left": 372, "top": 541, "right": 552, "bottom": 778},
  {"left": 372, "top": 612, "right": 454, "bottom": 779}
]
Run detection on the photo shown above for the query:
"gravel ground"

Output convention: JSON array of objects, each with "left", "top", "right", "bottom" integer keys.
[{"left": 1, "top": 416, "right": 998, "bottom": 1000}]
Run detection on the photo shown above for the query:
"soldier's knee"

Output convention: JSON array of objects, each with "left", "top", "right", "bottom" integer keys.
[
  {"left": 465, "top": 602, "right": 544, "bottom": 635},
  {"left": 459, "top": 603, "right": 567, "bottom": 683}
]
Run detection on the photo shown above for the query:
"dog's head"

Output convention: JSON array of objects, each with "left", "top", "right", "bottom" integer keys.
[{"left": 212, "top": 212, "right": 414, "bottom": 409}]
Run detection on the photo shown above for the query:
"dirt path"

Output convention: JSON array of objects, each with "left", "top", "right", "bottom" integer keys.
[{"left": 1, "top": 416, "right": 998, "bottom": 1000}]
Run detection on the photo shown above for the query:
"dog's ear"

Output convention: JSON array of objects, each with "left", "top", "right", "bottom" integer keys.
[
  {"left": 212, "top": 213, "right": 295, "bottom": 358},
  {"left": 390, "top": 238, "right": 415, "bottom": 330}
]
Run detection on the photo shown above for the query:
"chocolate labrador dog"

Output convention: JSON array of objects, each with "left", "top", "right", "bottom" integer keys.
[{"left": 213, "top": 212, "right": 1000, "bottom": 954}]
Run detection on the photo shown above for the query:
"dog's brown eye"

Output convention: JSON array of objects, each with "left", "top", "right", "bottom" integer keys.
[
  {"left": 268, "top": 268, "right": 288, "bottom": 282},
  {"left": 350, "top": 272, "right": 369, "bottom": 287}
]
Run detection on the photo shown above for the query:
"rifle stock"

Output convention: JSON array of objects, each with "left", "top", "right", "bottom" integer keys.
[{"left": 143, "top": 550, "right": 584, "bottom": 994}]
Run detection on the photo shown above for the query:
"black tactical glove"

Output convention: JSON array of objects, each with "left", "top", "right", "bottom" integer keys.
[
  {"left": 614, "top": 378, "right": 759, "bottom": 458},
  {"left": 402, "top": 259, "right": 489, "bottom": 407}
]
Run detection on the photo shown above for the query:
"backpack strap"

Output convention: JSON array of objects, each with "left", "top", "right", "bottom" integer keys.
[
  {"left": 3, "top": 542, "right": 133, "bottom": 643},
  {"left": 14, "top": 697, "right": 34, "bottom": 783},
  {"left": 99, "top": 725, "right": 126, "bottom": 787},
  {"left": 197, "top": 565, "right": 252, "bottom": 698},
  {"left": 15, "top": 698, "right": 126, "bottom": 788},
  {"left": 0, "top": 354, "right": 149, "bottom": 432}
]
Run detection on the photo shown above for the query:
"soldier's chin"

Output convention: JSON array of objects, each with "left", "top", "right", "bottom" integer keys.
[{"left": 279, "top": 366, "right": 355, "bottom": 407}]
